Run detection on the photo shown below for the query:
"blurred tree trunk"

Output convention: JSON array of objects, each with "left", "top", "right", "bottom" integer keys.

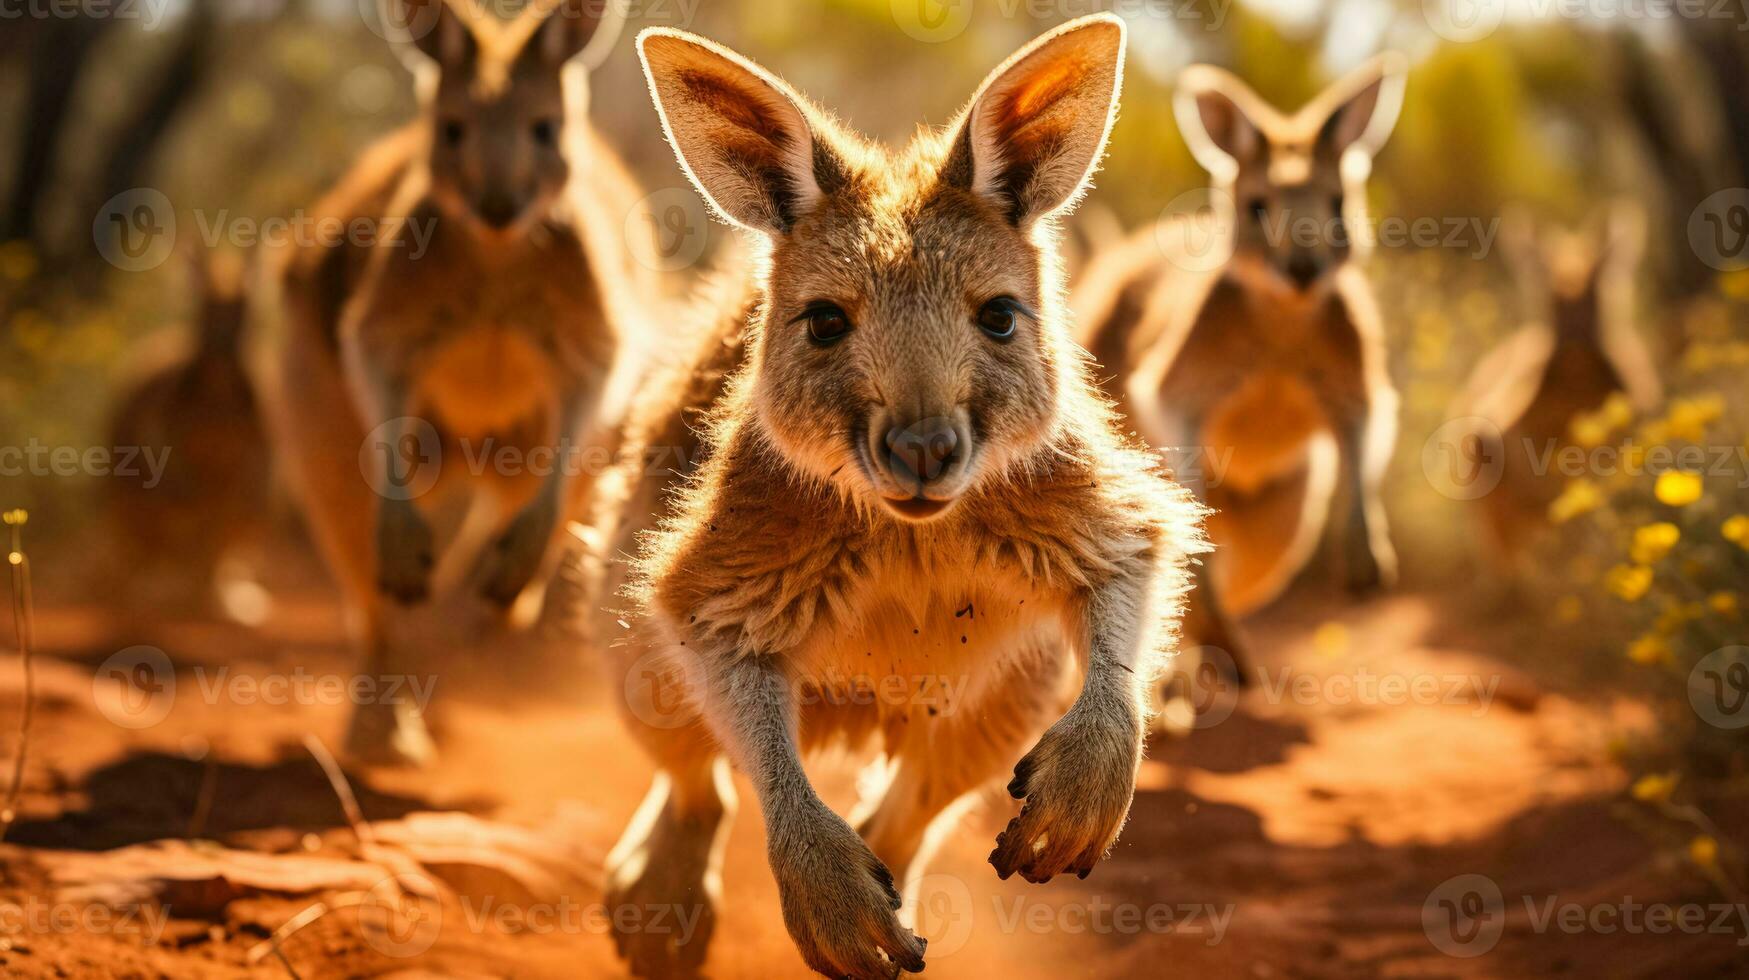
[
  {"left": 3, "top": 16, "right": 111, "bottom": 246},
  {"left": 92, "top": 0, "right": 219, "bottom": 239}
]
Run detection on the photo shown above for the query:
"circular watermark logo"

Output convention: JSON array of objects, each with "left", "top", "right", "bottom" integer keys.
[
  {"left": 621, "top": 647, "right": 706, "bottom": 730},
  {"left": 361, "top": 0, "right": 442, "bottom": 44},
  {"left": 1156, "top": 188, "right": 1236, "bottom": 274},
  {"left": 1422, "top": 416, "right": 1505, "bottom": 501},
  {"left": 626, "top": 188, "right": 711, "bottom": 274},
  {"left": 1688, "top": 188, "right": 1749, "bottom": 273},
  {"left": 1423, "top": 0, "right": 1508, "bottom": 43},
  {"left": 912, "top": 872, "right": 975, "bottom": 957},
  {"left": 1185, "top": 645, "right": 1241, "bottom": 730},
  {"left": 1689, "top": 646, "right": 1749, "bottom": 730},
  {"left": 93, "top": 189, "right": 175, "bottom": 273},
  {"left": 359, "top": 417, "right": 443, "bottom": 501},
  {"left": 1422, "top": 873, "right": 1505, "bottom": 957},
  {"left": 892, "top": 0, "right": 974, "bottom": 43},
  {"left": 359, "top": 872, "right": 443, "bottom": 958},
  {"left": 93, "top": 646, "right": 176, "bottom": 730}
]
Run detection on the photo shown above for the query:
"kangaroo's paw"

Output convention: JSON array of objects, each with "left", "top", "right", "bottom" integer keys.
[
  {"left": 376, "top": 501, "right": 434, "bottom": 604},
  {"left": 773, "top": 804, "right": 927, "bottom": 979},
  {"left": 992, "top": 705, "right": 1141, "bottom": 884},
  {"left": 342, "top": 697, "right": 436, "bottom": 768},
  {"left": 475, "top": 497, "right": 558, "bottom": 607},
  {"left": 606, "top": 801, "right": 722, "bottom": 978}
]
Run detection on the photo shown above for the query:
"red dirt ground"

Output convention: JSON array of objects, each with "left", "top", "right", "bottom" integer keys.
[{"left": 0, "top": 568, "right": 1743, "bottom": 979}]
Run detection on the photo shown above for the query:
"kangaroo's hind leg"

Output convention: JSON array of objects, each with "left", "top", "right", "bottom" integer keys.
[{"left": 606, "top": 647, "right": 735, "bottom": 979}]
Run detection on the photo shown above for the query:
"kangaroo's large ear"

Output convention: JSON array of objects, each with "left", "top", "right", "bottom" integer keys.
[
  {"left": 515, "top": 0, "right": 624, "bottom": 72},
  {"left": 1314, "top": 53, "right": 1407, "bottom": 162},
  {"left": 381, "top": 0, "right": 477, "bottom": 74},
  {"left": 1174, "top": 66, "right": 1266, "bottom": 182},
  {"left": 947, "top": 13, "right": 1126, "bottom": 227},
  {"left": 639, "top": 29, "right": 834, "bottom": 236}
]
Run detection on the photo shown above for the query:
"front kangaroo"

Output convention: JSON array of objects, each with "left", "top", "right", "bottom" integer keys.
[
  {"left": 1454, "top": 204, "right": 1662, "bottom": 568},
  {"left": 600, "top": 16, "right": 1203, "bottom": 978},
  {"left": 1077, "top": 56, "right": 1406, "bottom": 678},
  {"left": 258, "top": 0, "right": 637, "bottom": 763}
]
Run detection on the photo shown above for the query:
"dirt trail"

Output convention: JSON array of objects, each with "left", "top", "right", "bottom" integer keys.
[{"left": 0, "top": 582, "right": 1742, "bottom": 978}]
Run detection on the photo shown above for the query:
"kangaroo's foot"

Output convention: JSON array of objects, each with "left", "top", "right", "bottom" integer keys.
[
  {"left": 342, "top": 696, "right": 436, "bottom": 768},
  {"left": 607, "top": 775, "right": 729, "bottom": 978}
]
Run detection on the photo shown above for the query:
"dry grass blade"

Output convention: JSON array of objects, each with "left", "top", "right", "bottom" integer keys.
[
  {"left": 302, "top": 733, "right": 375, "bottom": 852},
  {"left": 1, "top": 509, "right": 36, "bottom": 844}
]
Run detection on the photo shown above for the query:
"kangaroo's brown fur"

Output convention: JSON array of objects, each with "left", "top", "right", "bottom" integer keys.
[
  {"left": 106, "top": 249, "right": 271, "bottom": 617},
  {"left": 255, "top": 0, "right": 643, "bottom": 764},
  {"left": 596, "top": 16, "right": 1203, "bottom": 978},
  {"left": 1455, "top": 204, "right": 1662, "bottom": 568},
  {"left": 1076, "top": 56, "right": 1407, "bottom": 682}
]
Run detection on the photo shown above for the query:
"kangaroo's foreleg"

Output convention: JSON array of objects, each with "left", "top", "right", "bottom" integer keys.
[{"left": 698, "top": 649, "right": 927, "bottom": 980}]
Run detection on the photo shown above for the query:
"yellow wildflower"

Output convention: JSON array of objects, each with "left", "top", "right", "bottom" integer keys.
[
  {"left": 1710, "top": 592, "right": 1741, "bottom": 618},
  {"left": 1313, "top": 622, "right": 1349, "bottom": 659},
  {"left": 1569, "top": 412, "right": 1610, "bottom": 449},
  {"left": 1629, "top": 523, "right": 1681, "bottom": 564},
  {"left": 1606, "top": 564, "right": 1655, "bottom": 603},
  {"left": 1631, "top": 772, "right": 1679, "bottom": 803},
  {"left": 1549, "top": 479, "right": 1603, "bottom": 524},
  {"left": 1690, "top": 835, "right": 1720, "bottom": 870},
  {"left": 1724, "top": 515, "right": 1749, "bottom": 548},
  {"left": 1627, "top": 633, "right": 1672, "bottom": 665},
  {"left": 1599, "top": 392, "right": 1635, "bottom": 431},
  {"left": 1664, "top": 395, "right": 1725, "bottom": 442},
  {"left": 1654, "top": 470, "right": 1704, "bottom": 507}
]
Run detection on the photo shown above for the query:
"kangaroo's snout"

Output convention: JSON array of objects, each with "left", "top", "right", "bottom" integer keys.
[
  {"left": 884, "top": 419, "right": 961, "bottom": 486},
  {"left": 476, "top": 190, "right": 525, "bottom": 230},
  {"left": 1285, "top": 252, "right": 1323, "bottom": 289},
  {"left": 864, "top": 414, "right": 973, "bottom": 520}
]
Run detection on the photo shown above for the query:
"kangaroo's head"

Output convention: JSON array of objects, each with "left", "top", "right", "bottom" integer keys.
[
  {"left": 1175, "top": 55, "right": 1405, "bottom": 293},
  {"left": 384, "top": 0, "right": 620, "bottom": 236},
  {"left": 1501, "top": 201, "right": 1644, "bottom": 343},
  {"left": 640, "top": 16, "right": 1124, "bottom": 523}
]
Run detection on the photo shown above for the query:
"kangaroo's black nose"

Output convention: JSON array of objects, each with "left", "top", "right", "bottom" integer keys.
[
  {"left": 1286, "top": 254, "right": 1322, "bottom": 289},
  {"left": 883, "top": 419, "right": 961, "bottom": 488},
  {"left": 477, "top": 193, "right": 522, "bottom": 229}
]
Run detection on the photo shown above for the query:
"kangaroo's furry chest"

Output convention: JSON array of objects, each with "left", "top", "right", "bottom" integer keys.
[
  {"left": 785, "top": 547, "right": 1071, "bottom": 747},
  {"left": 1163, "top": 274, "right": 1363, "bottom": 410},
  {"left": 346, "top": 213, "right": 617, "bottom": 438}
]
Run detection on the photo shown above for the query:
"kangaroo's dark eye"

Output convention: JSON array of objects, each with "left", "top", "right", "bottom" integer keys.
[
  {"left": 977, "top": 296, "right": 1023, "bottom": 341},
  {"left": 531, "top": 119, "right": 557, "bottom": 146},
  {"left": 1248, "top": 198, "right": 1268, "bottom": 223},
  {"left": 795, "top": 302, "right": 852, "bottom": 346},
  {"left": 442, "top": 120, "right": 465, "bottom": 147}
]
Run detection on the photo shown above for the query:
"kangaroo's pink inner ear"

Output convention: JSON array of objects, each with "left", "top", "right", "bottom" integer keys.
[
  {"left": 518, "top": 0, "right": 622, "bottom": 71},
  {"left": 1316, "top": 55, "right": 1407, "bottom": 159},
  {"left": 638, "top": 30, "right": 826, "bottom": 235},
  {"left": 955, "top": 14, "right": 1126, "bottom": 226},
  {"left": 387, "top": 0, "right": 476, "bottom": 71},
  {"left": 1172, "top": 69, "right": 1263, "bottom": 181}
]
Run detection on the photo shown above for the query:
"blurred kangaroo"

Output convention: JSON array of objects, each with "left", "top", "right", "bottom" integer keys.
[
  {"left": 1077, "top": 55, "right": 1407, "bottom": 682},
  {"left": 256, "top": 0, "right": 640, "bottom": 764},
  {"left": 1454, "top": 203, "right": 1662, "bottom": 568},
  {"left": 107, "top": 248, "right": 271, "bottom": 618},
  {"left": 597, "top": 17, "right": 1205, "bottom": 978}
]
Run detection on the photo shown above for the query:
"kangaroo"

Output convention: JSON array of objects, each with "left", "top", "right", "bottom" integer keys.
[
  {"left": 106, "top": 248, "right": 271, "bottom": 618},
  {"left": 256, "top": 0, "right": 639, "bottom": 764},
  {"left": 595, "top": 16, "right": 1205, "bottom": 978},
  {"left": 1076, "top": 56, "right": 1407, "bottom": 682},
  {"left": 1454, "top": 203, "right": 1662, "bottom": 568}
]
